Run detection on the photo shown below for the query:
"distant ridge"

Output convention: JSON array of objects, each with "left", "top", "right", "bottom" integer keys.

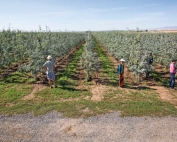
[{"left": 153, "top": 26, "right": 177, "bottom": 30}]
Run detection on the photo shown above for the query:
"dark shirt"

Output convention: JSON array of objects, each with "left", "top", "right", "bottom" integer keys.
[
  {"left": 117, "top": 64, "right": 124, "bottom": 75},
  {"left": 149, "top": 56, "right": 153, "bottom": 64}
]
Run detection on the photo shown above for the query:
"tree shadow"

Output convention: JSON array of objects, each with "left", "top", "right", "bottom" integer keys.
[
  {"left": 122, "top": 85, "right": 157, "bottom": 90},
  {"left": 57, "top": 79, "right": 76, "bottom": 88},
  {"left": 94, "top": 78, "right": 118, "bottom": 87},
  {"left": 149, "top": 70, "right": 169, "bottom": 87},
  {"left": 68, "top": 74, "right": 80, "bottom": 80},
  {"left": 1, "top": 72, "right": 30, "bottom": 84},
  {"left": 58, "top": 85, "right": 87, "bottom": 92}
]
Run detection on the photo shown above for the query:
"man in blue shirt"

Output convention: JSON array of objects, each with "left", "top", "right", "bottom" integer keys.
[{"left": 117, "top": 58, "right": 125, "bottom": 87}]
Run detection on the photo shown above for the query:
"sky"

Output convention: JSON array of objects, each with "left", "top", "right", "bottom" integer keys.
[{"left": 0, "top": 0, "right": 177, "bottom": 31}]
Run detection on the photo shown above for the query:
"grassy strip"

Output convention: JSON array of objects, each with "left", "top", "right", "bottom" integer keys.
[
  {"left": 94, "top": 39, "right": 117, "bottom": 86},
  {"left": 102, "top": 88, "right": 177, "bottom": 117},
  {"left": 0, "top": 44, "right": 91, "bottom": 116},
  {"left": 34, "top": 88, "right": 177, "bottom": 117},
  {"left": 0, "top": 72, "right": 33, "bottom": 113}
]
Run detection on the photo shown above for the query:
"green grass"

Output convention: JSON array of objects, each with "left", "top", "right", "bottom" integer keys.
[
  {"left": 1, "top": 72, "right": 30, "bottom": 83},
  {"left": 150, "top": 70, "right": 169, "bottom": 86},
  {"left": 56, "top": 45, "right": 84, "bottom": 87},
  {"left": 0, "top": 72, "right": 32, "bottom": 113},
  {"left": 1, "top": 87, "right": 177, "bottom": 117},
  {"left": 0, "top": 45, "right": 92, "bottom": 117},
  {"left": 102, "top": 88, "right": 177, "bottom": 117},
  {"left": 94, "top": 39, "right": 117, "bottom": 86},
  {"left": 0, "top": 43, "right": 177, "bottom": 118}
]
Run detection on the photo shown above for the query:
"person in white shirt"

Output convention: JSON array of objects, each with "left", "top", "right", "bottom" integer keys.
[{"left": 43, "top": 55, "right": 56, "bottom": 88}]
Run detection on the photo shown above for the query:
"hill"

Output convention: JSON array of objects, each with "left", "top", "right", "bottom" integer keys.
[{"left": 153, "top": 26, "right": 177, "bottom": 30}]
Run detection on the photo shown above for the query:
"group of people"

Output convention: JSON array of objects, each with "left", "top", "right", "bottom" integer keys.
[
  {"left": 117, "top": 53, "right": 176, "bottom": 89},
  {"left": 42, "top": 54, "right": 176, "bottom": 90}
]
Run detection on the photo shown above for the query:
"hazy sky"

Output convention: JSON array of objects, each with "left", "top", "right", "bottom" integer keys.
[{"left": 0, "top": 0, "right": 177, "bottom": 31}]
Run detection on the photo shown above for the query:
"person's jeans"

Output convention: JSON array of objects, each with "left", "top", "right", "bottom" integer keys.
[
  {"left": 146, "top": 70, "right": 149, "bottom": 78},
  {"left": 170, "top": 73, "right": 175, "bottom": 88}
]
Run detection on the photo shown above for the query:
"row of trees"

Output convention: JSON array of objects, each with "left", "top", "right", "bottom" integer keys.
[
  {"left": 2, "top": 29, "right": 177, "bottom": 82},
  {"left": 92, "top": 31, "right": 177, "bottom": 81},
  {"left": 0, "top": 29, "right": 85, "bottom": 78},
  {"left": 80, "top": 32, "right": 99, "bottom": 81}
]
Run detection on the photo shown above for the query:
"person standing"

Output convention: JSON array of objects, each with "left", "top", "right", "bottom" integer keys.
[
  {"left": 43, "top": 55, "right": 56, "bottom": 88},
  {"left": 117, "top": 58, "right": 125, "bottom": 87},
  {"left": 169, "top": 59, "right": 176, "bottom": 89},
  {"left": 146, "top": 53, "right": 153, "bottom": 78}
]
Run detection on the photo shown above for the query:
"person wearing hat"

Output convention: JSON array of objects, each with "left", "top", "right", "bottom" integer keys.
[
  {"left": 117, "top": 58, "right": 125, "bottom": 87},
  {"left": 42, "top": 55, "right": 56, "bottom": 88}
]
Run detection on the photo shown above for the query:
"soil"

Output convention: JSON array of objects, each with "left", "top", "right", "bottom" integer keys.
[
  {"left": 74, "top": 58, "right": 110, "bottom": 102},
  {"left": 1, "top": 111, "right": 177, "bottom": 142},
  {"left": 75, "top": 67, "right": 87, "bottom": 90},
  {"left": 90, "top": 85, "right": 116, "bottom": 102},
  {"left": 151, "top": 86, "right": 177, "bottom": 108},
  {"left": 0, "top": 60, "right": 28, "bottom": 79}
]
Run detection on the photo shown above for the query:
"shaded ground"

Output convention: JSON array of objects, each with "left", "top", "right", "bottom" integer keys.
[{"left": 90, "top": 85, "right": 116, "bottom": 102}]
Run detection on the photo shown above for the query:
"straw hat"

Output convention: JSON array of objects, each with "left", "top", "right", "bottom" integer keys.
[
  {"left": 120, "top": 58, "right": 125, "bottom": 62},
  {"left": 47, "top": 55, "right": 52, "bottom": 60}
]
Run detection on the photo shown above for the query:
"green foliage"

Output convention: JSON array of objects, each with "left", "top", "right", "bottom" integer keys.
[
  {"left": 0, "top": 46, "right": 177, "bottom": 117},
  {"left": 92, "top": 31, "right": 177, "bottom": 81},
  {"left": 0, "top": 29, "right": 85, "bottom": 77},
  {"left": 1, "top": 30, "right": 177, "bottom": 118},
  {"left": 80, "top": 32, "right": 99, "bottom": 81}
]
